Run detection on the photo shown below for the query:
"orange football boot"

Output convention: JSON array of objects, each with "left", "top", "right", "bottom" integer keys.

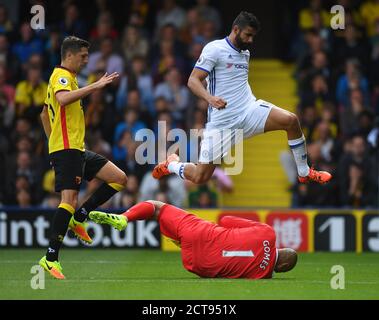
[
  {"left": 298, "top": 167, "right": 332, "bottom": 184},
  {"left": 152, "top": 154, "right": 180, "bottom": 179},
  {"left": 69, "top": 217, "right": 93, "bottom": 244}
]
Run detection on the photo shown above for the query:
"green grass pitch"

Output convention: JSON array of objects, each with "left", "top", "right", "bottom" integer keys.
[{"left": 0, "top": 249, "right": 378, "bottom": 300}]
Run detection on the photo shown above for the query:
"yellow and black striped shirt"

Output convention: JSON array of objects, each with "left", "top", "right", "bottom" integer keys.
[{"left": 44, "top": 66, "right": 85, "bottom": 154}]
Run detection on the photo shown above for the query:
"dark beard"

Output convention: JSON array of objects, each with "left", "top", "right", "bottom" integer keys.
[{"left": 235, "top": 33, "right": 251, "bottom": 51}]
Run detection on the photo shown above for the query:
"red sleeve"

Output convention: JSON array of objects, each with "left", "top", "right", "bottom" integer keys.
[{"left": 219, "top": 216, "right": 263, "bottom": 229}]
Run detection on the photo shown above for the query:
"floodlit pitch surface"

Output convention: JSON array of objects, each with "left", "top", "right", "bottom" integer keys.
[{"left": 0, "top": 250, "right": 378, "bottom": 299}]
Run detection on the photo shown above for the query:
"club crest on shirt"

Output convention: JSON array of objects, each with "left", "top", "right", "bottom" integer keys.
[{"left": 58, "top": 77, "right": 68, "bottom": 86}]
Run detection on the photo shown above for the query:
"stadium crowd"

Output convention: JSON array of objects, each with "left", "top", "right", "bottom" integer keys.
[
  {"left": 285, "top": 0, "right": 379, "bottom": 208},
  {"left": 0, "top": 0, "right": 377, "bottom": 209}
]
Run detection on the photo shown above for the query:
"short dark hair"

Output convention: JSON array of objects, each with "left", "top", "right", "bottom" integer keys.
[
  {"left": 61, "top": 36, "right": 90, "bottom": 59},
  {"left": 232, "top": 11, "right": 260, "bottom": 32}
]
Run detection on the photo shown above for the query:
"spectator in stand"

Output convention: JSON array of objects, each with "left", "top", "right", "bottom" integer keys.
[
  {"left": 300, "top": 73, "right": 334, "bottom": 110},
  {"left": 194, "top": 0, "right": 222, "bottom": 35},
  {"left": 87, "top": 131, "right": 113, "bottom": 161},
  {"left": 128, "top": 0, "right": 151, "bottom": 27},
  {"left": 339, "top": 88, "right": 371, "bottom": 137},
  {"left": 16, "top": 188, "right": 32, "bottom": 208},
  {"left": 296, "top": 31, "right": 326, "bottom": 78},
  {"left": 155, "top": 0, "right": 186, "bottom": 38},
  {"left": 89, "top": 11, "right": 119, "bottom": 51},
  {"left": 9, "top": 117, "right": 33, "bottom": 148},
  {"left": 154, "top": 67, "right": 190, "bottom": 123},
  {"left": 180, "top": 8, "right": 202, "bottom": 45},
  {"left": 114, "top": 105, "right": 146, "bottom": 142},
  {"left": 116, "top": 58, "right": 154, "bottom": 117},
  {"left": 139, "top": 173, "right": 186, "bottom": 207},
  {"left": 332, "top": 24, "right": 370, "bottom": 73},
  {"left": 298, "top": 105, "right": 319, "bottom": 140},
  {"left": 85, "top": 90, "right": 115, "bottom": 144},
  {"left": 370, "top": 19, "right": 379, "bottom": 102},
  {"left": 198, "top": 19, "right": 218, "bottom": 44},
  {"left": 336, "top": 58, "right": 370, "bottom": 108},
  {"left": 130, "top": 56, "right": 155, "bottom": 116},
  {"left": 121, "top": 24, "right": 149, "bottom": 62},
  {"left": 86, "top": 37, "right": 124, "bottom": 76},
  {"left": 41, "top": 193, "right": 61, "bottom": 209},
  {"left": 186, "top": 40, "right": 205, "bottom": 76},
  {"left": 5, "top": 150, "right": 42, "bottom": 204},
  {"left": 0, "top": 64, "right": 15, "bottom": 127},
  {"left": 356, "top": 109, "right": 376, "bottom": 138},
  {"left": 338, "top": 134, "right": 378, "bottom": 207},
  {"left": 0, "top": 34, "right": 20, "bottom": 80},
  {"left": 312, "top": 120, "right": 338, "bottom": 163},
  {"left": 14, "top": 65, "right": 47, "bottom": 123},
  {"left": 360, "top": 0, "right": 379, "bottom": 38},
  {"left": 12, "top": 22, "right": 44, "bottom": 69},
  {"left": 298, "top": 0, "right": 331, "bottom": 31},
  {"left": 151, "top": 24, "right": 187, "bottom": 83},
  {"left": 15, "top": 174, "right": 31, "bottom": 194},
  {"left": 319, "top": 103, "right": 339, "bottom": 138},
  {"left": 154, "top": 96, "right": 171, "bottom": 115},
  {"left": 59, "top": 3, "right": 88, "bottom": 39},
  {"left": 189, "top": 184, "right": 218, "bottom": 208},
  {"left": 44, "top": 30, "right": 61, "bottom": 75},
  {"left": 0, "top": 4, "right": 13, "bottom": 35}
]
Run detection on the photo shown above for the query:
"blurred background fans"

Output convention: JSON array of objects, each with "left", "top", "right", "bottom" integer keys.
[{"left": 0, "top": 0, "right": 377, "bottom": 210}]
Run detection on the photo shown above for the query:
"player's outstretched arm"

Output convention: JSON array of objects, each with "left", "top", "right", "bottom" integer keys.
[
  {"left": 56, "top": 72, "right": 119, "bottom": 106},
  {"left": 188, "top": 68, "right": 227, "bottom": 109}
]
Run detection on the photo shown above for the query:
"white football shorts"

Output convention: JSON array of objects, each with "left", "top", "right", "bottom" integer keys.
[{"left": 198, "top": 99, "right": 275, "bottom": 163}]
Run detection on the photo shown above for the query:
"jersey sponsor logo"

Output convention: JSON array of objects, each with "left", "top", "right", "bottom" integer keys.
[
  {"left": 228, "top": 54, "right": 233, "bottom": 59},
  {"left": 234, "top": 64, "right": 248, "bottom": 70},
  {"left": 226, "top": 63, "right": 248, "bottom": 70},
  {"left": 58, "top": 77, "right": 68, "bottom": 86},
  {"left": 259, "top": 240, "right": 272, "bottom": 270}
]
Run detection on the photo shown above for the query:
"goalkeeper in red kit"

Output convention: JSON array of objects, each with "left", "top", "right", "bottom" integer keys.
[{"left": 89, "top": 201, "right": 297, "bottom": 279}]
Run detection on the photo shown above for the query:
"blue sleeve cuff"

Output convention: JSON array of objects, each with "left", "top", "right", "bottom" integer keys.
[{"left": 194, "top": 66, "right": 210, "bottom": 73}]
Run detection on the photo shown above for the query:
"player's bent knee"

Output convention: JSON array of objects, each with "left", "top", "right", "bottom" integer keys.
[
  {"left": 287, "top": 112, "right": 299, "bottom": 129},
  {"left": 117, "top": 172, "right": 128, "bottom": 187},
  {"left": 61, "top": 191, "right": 78, "bottom": 209}
]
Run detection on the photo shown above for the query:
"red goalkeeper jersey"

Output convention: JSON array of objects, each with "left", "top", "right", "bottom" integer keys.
[{"left": 159, "top": 206, "right": 278, "bottom": 279}]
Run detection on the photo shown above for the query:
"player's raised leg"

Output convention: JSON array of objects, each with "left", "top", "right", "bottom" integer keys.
[
  {"left": 73, "top": 158, "right": 128, "bottom": 223},
  {"left": 89, "top": 201, "right": 159, "bottom": 230},
  {"left": 153, "top": 155, "right": 216, "bottom": 185},
  {"left": 264, "top": 106, "right": 332, "bottom": 184}
]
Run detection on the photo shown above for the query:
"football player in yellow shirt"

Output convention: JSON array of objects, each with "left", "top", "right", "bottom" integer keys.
[{"left": 39, "top": 36, "right": 127, "bottom": 279}]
